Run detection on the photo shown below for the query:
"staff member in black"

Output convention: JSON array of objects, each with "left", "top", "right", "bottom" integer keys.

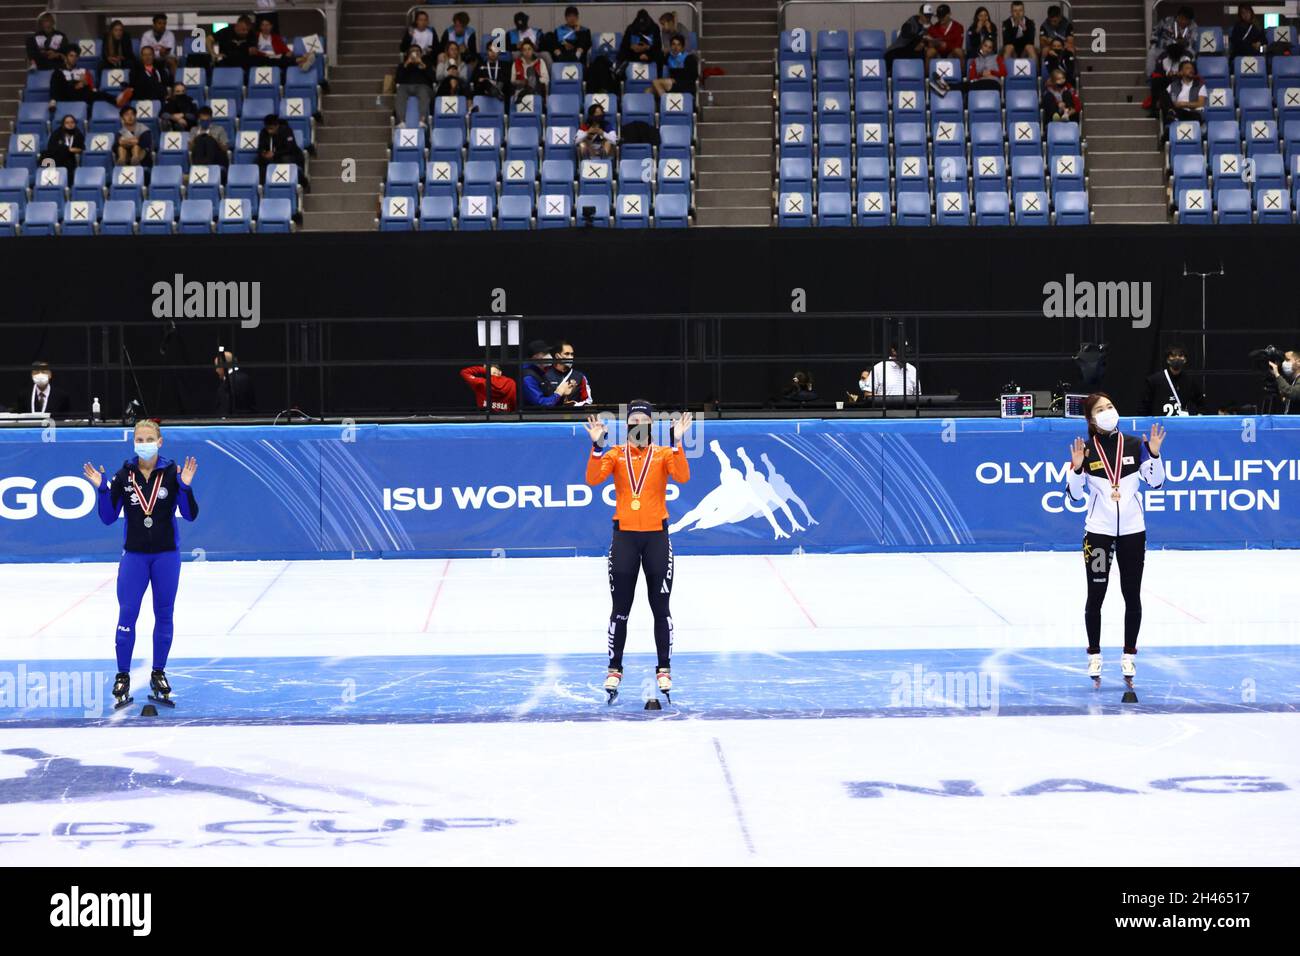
[
  {"left": 22, "top": 362, "right": 74, "bottom": 417},
  {"left": 214, "top": 349, "right": 257, "bottom": 416},
  {"left": 584, "top": 402, "right": 692, "bottom": 702},
  {"left": 1144, "top": 344, "right": 1205, "bottom": 415},
  {"left": 1065, "top": 394, "right": 1166, "bottom": 688}
]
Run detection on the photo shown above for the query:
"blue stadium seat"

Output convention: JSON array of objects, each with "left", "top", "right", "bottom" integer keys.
[
  {"left": 258, "top": 197, "right": 293, "bottom": 233},
  {"left": 418, "top": 194, "right": 455, "bottom": 230},
  {"left": 149, "top": 165, "right": 183, "bottom": 206},
  {"left": 459, "top": 192, "right": 495, "bottom": 230},
  {"left": 462, "top": 159, "right": 498, "bottom": 197},
  {"left": 392, "top": 127, "right": 425, "bottom": 165},
  {"left": 780, "top": 59, "right": 812, "bottom": 94},
  {"left": 931, "top": 90, "right": 964, "bottom": 124},
  {"left": 225, "top": 166, "right": 261, "bottom": 214},
  {"left": 975, "top": 190, "right": 1011, "bottom": 225},
  {"left": 156, "top": 130, "right": 189, "bottom": 169},
  {"left": 1196, "top": 27, "right": 1224, "bottom": 55},
  {"left": 974, "top": 154, "right": 1007, "bottom": 193},
  {"left": 1203, "top": 86, "right": 1234, "bottom": 125},
  {"left": 1171, "top": 120, "right": 1205, "bottom": 158},
  {"left": 1244, "top": 120, "right": 1278, "bottom": 157},
  {"left": 895, "top": 190, "right": 930, "bottom": 226},
  {"left": 573, "top": 193, "right": 609, "bottom": 226},
  {"left": 1233, "top": 55, "right": 1267, "bottom": 90},
  {"left": 857, "top": 156, "right": 890, "bottom": 195},
  {"left": 935, "top": 188, "right": 969, "bottom": 225},
  {"left": 99, "top": 199, "right": 136, "bottom": 235},
  {"left": 178, "top": 198, "right": 213, "bottom": 233},
  {"left": 1238, "top": 87, "right": 1274, "bottom": 128},
  {"left": 971, "top": 122, "right": 1004, "bottom": 160},
  {"left": 1197, "top": 56, "right": 1228, "bottom": 85},
  {"left": 895, "top": 154, "right": 929, "bottom": 193},
  {"left": 424, "top": 160, "right": 460, "bottom": 197},
  {"left": 893, "top": 122, "right": 927, "bottom": 158},
  {"left": 1009, "top": 121, "right": 1043, "bottom": 158},
  {"left": 1212, "top": 153, "right": 1247, "bottom": 204},
  {"left": 61, "top": 199, "right": 97, "bottom": 234},
  {"left": 248, "top": 63, "right": 280, "bottom": 101},
  {"left": 857, "top": 190, "right": 890, "bottom": 226},
  {"left": 1005, "top": 58, "right": 1038, "bottom": 92},
  {"left": 622, "top": 92, "right": 655, "bottom": 126},
  {"left": 657, "top": 156, "right": 690, "bottom": 196},
  {"left": 379, "top": 195, "right": 415, "bottom": 231},
  {"left": 1171, "top": 154, "right": 1208, "bottom": 195},
  {"left": 660, "top": 125, "right": 692, "bottom": 163},
  {"left": 206, "top": 97, "right": 237, "bottom": 138},
  {"left": 537, "top": 192, "right": 572, "bottom": 228},
  {"left": 33, "top": 167, "right": 67, "bottom": 208},
  {"left": 1254, "top": 186, "right": 1292, "bottom": 223},
  {"left": 0, "top": 169, "right": 29, "bottom": 213},
  {"left": 779, "top": 156, "right": 813, "bottom": 193},
  {"left": 891, "top": 58, "right": 924, "bottom": 93},
  {"left": 264, "top": 163, "right": 300, "bottom": 215},
  {"left": 430, "top": 126, "right": 465, "bottom": 164},
  {"left": 614, "top": 192, "right": 649, "bottom": 228},
  {"left": 854, "top": 29, "right": 886, "bottom": 56},
  {"left": 623, "top": 60, "right": 657, "bottom": 95},
  {"left": 23, "top": 200, "right": 59, "bottom": 235},
  {"left": 506, "top": 125, "right": 541, "bottom": 163},
  {"left": 932, "top": 119, "right": 965, "bottom": 160},
  {"left": 660, "top": 91, "right": 693, "bottom": 128},
  {"left": 1277, "top": 89, "right": 1300, "bottom": 130},
  {"left": 1051, "top": 154, "right": 1084, "bottom": 192},
  {"left": 817, "top": 58, "right": 850, "bottom": 94},
  {"left": 217, "top": 196, "right": 253, "bottom": 233},
  {"left": 1215, "top": 188, "right": 1251, "bottom": 223},
  {"left": 541, "top": 158, "right": 575, "bottom": 195},
  {"left": 99, "top": 66, "right": 129, "bottom": 98},
  {"left": 818, "top": 189, "right": 852, "bottom": 226},
  {"left": 510, "top": 93, "right": 544, "bottom": 132},
  {"left": 210, "top": 66, "right": 245, "bottom": 103},
  {"left": 501, "top": 158, "right": 537, "bottom": 197},
  {"left": 1206, "top": 121, "right": 1239, "bottom": 164},
  {"left": 89, "top": 101, "right": 121, "bottom": 136},
  {"left": 80, "top": 131, "right": 114, "bottom": 170},
  {"left": 817, "top": 154, "right": 850, "bottom": 197},
  {"left": 1054, "top": 190, "right": 1089, "bottom": 225},
  {"left": 819, "top": 89, "right": 852, "bottom": 129},
  {"left": 855, "top": 90, "right": 888, "bottom": 126},
  {"left": 467, "top": 125, "right": 501, "bottom": 163},
  {"left": 1016, "top": 190, "right": 1049, "bottom": 225},
  {"left": 385, "top": 161, "right": 422, "bottom": 202},
  {"left": 22, "top": 71, "right": 52, "bottom": 102},
  {"left": 1005, "top": 89, "right": 1038, "bottom": 126},
  {"left": 1177, "top": 188, "right": 1212, "bottom": 224},
  {"left": 233, "top": 127, "right": 261, "bottom": 165},
  {"left": 935, "top": 155, "right": 968, "bottom": 189},
  {"left": 1046, "top": 123, "right": 1080, "bottom": 161},
  {"left": 578, "top": 158, "right": 613, "bottom": 198},
  {"left": 931, "top": 57, "right": 962, "bottom": 85},
  {"left": 855, "top": 56, "right": 885, "bottom": 92},
  {"left": 5, "top": 133, "right": 40, "bottom": 173},
  {"left": 777, "top": 191, "right": 812, "bottom": 226},
  {"left": 892, "top": 87, "right": 925, "bottom": 125},
  {"left": 544, "top": 124, "right": 576, "bottom": 161},
  {"left": 139, "top": 199, "right": 174, "bottom": 234},
  {"left": 16, "top": 103, "right": 49, "bottom": 137},
  {"left": 186, "top": 165, "right": 222, "bottom": 205},
  {"left": 433, "top": 94, "right": 467, "bottom": 128},
  {"left": 1252, "top": 152, "right": 1286, "bottom": 190},
  {"left": 816, "top": 29, "right": 849, "bottom": 62},
  {"left": 552, "top": 61, "right": 584, "bottom": 97},
  {"left": 855, "top": 121, "right": 887, "bottom": 158},
  {"left": 969, "top": 90, "right": 1002, "bottom": 127}
]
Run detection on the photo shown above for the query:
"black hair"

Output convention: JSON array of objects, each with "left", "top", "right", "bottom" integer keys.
[
  {"left": 1047, "top": 5, "right": 1062, "bottom": 17},
  {"left": 565, "top": 6, "right": 579, "bottom": 17},
  {"left": 1178, "top": 5, "right": 1194, "bottom": 18},
  {"left": 1082, "top": 392, "right": 1115, "bottom": 437}
]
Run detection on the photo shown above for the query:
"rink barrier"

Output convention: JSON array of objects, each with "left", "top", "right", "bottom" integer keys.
[{"left": 0, "top": 417, "right": 1297, "bottom": 562}]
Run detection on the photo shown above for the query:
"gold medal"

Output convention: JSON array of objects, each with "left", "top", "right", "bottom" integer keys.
[
  {"left": 624, "top": 439, "right": 654, "bottom": 513},
  {"left": 630, "top": 499, "right": 641, "bottom": 511}
]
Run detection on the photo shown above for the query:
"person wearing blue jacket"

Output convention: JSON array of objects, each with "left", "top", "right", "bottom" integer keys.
[
  {"left": 521, "top": 339, "right": 577, "bottom": 408},
  {"left": 83, "top": 420, "right": 198, "bottom": 709}
]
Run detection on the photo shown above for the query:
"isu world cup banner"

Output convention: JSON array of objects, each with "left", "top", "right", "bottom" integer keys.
[{"left": 0, "top": 418, "right": 1297, "bottom": 561}]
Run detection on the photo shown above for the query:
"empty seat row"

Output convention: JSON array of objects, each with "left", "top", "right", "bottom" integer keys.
[
  {"left": 378, "top": 192, "right": 689, "bottom": 230},
  {"left": 0, "top": 197, "right": 292, "bottom": 235},
  {"left": 776, "top": 189, "right": 1090, "bottom": 226}
]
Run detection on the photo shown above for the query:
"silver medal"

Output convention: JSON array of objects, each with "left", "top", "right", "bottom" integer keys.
[{"left": 143, "top": 516, "right": 153, "bottom": 528}]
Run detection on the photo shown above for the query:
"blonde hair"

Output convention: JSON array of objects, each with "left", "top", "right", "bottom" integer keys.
[{"left": 134, "top": 419, "right": 162, "bottom": 439}]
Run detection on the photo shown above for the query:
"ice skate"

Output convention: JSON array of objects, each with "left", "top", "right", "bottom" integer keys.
[
  {"left": 604, "top": 668, "right": 622, "bottom": 704},
  {"left": 656, "top": 667, "right": 672, "bottom": 702},
  {"left": 1120, "top": 653, "right": 1136, "bottom": 689},
  {"left": 1087, "top": 654, "right": 1102, "bottom": 688},
  {"left": 147, "top": 669, "right": 175, "bottom": 707},
  {"left": 112, "top": 671, "right": 133, "bottom": 710}
]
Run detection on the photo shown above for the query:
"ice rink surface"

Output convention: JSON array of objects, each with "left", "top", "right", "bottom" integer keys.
[{"left": 1, "top": 549, "right": 1297, "bottom": 865}]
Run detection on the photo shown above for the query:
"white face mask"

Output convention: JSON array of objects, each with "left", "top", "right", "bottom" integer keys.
[
  {"left": 1284, "top": 361, "right": 1295, "bottom": 377},
  {"left": 134, "top": 441, "right": 159, "bottom": 460},
  {"left": 859, "top": 379, "right": 869, "bottom": 391},
  {"left": 32, "top": 374, "right": 50, "bottom": 387},
  {"left": 1093, "top": 408, "right": 1120, "bottom": 433}
]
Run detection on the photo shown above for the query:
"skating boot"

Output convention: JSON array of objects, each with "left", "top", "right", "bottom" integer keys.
[
  {"left": 1087, "top": 653, "right": 1102, "bottom": 688},
  {"left": 656, "top": 667, "right": 672, "bottom": 703},
  {"left": 147, "top": 669, "right": 175, "bottom": 707},
  {"left": 1120, "top": 653, "right": 1136, "bottom": 690},
  {"left": 604, "top": 668, "right": 622, "bottom": 704},
  {"left": 112, "top": 672, "right": 133, "bottom": 710}
]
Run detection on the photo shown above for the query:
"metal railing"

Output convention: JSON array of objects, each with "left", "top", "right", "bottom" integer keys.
[{"left": 779, "top": 1, "right": 1074, "bottom": 35}]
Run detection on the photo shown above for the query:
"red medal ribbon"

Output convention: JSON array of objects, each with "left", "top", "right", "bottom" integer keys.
[
  {"left": 624, "top": 441, "right": 654, "bottom": 501},
  {"left": 129, "top": 469, "right": 163, "bottom": 518},
  {"left": 1093, "top": 432, "right": 1124, "bottom": 494}
]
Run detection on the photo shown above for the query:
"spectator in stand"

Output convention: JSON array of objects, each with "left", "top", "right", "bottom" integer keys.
[
  {"left": 435, "top": 58, "right": 469, "bottom": 98},
  {"left": 1267, "top": 350, "right": 1300, "bottom": 413},
  {"left": 395, "top": 44, "right": 436, "bottom": 122},
  {"left": 511, "top": 39, "right": 549, "bottom": 103},
  {"left": 140, "top": 14, "right": 178, "bottom": 73},
  {"left": 1039, "top": 5, "right": 1075, "bottom": 56},
  {"left": 252, "top": 16, "right": 316, "bottom": 75},
  {"left": 546, "top": 341, "right": 593, "bottom": 406},
  {"left": 257, "top": 113, "right": 306, "bottom": 184},
  {"left": 576, "top": 102, "right": 617, "bottom": 159},
  {"left": 442, "top": 12, "right": 479, "bottom": 64},
  {"left": 20, "top": 362, "right": 74, "bottom": 417},
  {"left": 1042, "top": 35, "right": 1076, "bottom": 85},
  {"left": 103, "top": 20, "right": 135, "bottom": 71},
  {"left": 460, "top": 365, "right": 517, "bottom": 412},
  {"left": 161, "top": 81, "right": 198, "bottom": 132},
  {"left": 521, "top": 341, "right": 577, "bottom": 408},
  {"left": 618, "top": 9, "right": 664, "bottom": 72},
  {"left": 1001, "top": 1, "right": 1037, "bottom": 62},
  {"left": 115, "top": 106, "right": 152, "bottom": 165},
  {"left": 400, "top": 9, "right": 437, "bottom": 58},
  {"left": 128, "top": 45, "right": 172, "bottom": 105},
  {"left": 41, "top": 114, "right": 85, "bottom": 173},
  {"left": 436, "top": 39, "right": 466, "bottom": 84},
  {"left": 857, "top": 346, "right": 921, "bottom": 398},
  {"left": 966, "top": 7, "right": 998, "bottom": 59},
  {"left": 549, "top": 6, "right": 591, "bottom": 63},
  {"left": 927, "top": 5, "right": 965, "bottom": 61},
  {"left": 52, "top": 48, "right": 119, "bottom": 108},
  {"left": 652, "top": 34, "right": 698, "bottom": 96},
  {"left": 966, "top": 35, "right": 1005, "bottom": 91},
  {"left": 507, "top": 11, "right": 542, "bottom": 55},
  {"left": 659, "top": 11, "right": 685, "bottom": 56},
  {"left": 1162, "top": 58, "right": 1205, "bottom": 124},
  {"left": 1147, "top": 40, "right": 1190, "bottom": 120},
  {"left": 472, "top": 42, "right": 509, "bottom": 102},
  {"left": 1041, "top": 68, "right": 1080, "bottom": 123},
  {"left": 189, "top": 104, "right": 230, "bottom": 167},
  {"left": 209, "top": 15, "right": 255, "bottom": 72},
  {"left": 780, "top": 371, "right": 819, "bottom": 405},
  {"left": 1229, "top": 4, "right": 1266, "bottom": 58},
  {"left": 885, "top": 5, "right": 938, "bottom": 66},
  {"left": 1146, "top": 6, "right": 1197, "bottom": 80},
  {"left": 1145, "top": 345, "right": 1205, "bottom": 415},
  {"left": 26, "top": 13, "right": 69, "bottom": 70}
]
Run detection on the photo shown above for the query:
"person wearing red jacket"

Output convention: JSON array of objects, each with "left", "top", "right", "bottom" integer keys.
[
  {"left": 459, "top": 365, "right": 517, "bottom": 412},
  {"left": 928, "top": 5, "right": 965, "bottom": 59},
  {"left": 252, "top": 16, "right": 316, "bottom": 74}
]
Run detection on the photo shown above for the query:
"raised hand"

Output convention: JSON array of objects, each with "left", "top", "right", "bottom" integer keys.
[
  {"left": 1069, "top": 436, "right": 1087, "bottom": 471},
  {"left": 1145, "top": 422, "right": 1166, "bottom": 455},
  {"left": 672, "top": 411, "right": 694, "bottom": 443},
  {"left": 82, "top": 462, "right": 105, "bottom": 488},
  {"left": 584, "top": 414, "right": 606, "bottom": 444},
  {"left": 180, "top": 456, "right": 198, "bottom": 485}
]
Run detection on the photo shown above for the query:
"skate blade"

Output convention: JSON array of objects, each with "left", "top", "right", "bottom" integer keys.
[
  {"left": 147, "top": 693, "right": 176, "bottom": 708},
  {"left": 605, "top": 690, "right": 619, "bottom": 705},
  {"left": 113, "top": 696, "right": 134, "bottom": 710}
]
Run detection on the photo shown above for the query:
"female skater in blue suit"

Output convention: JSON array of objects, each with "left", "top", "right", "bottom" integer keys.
[{"left": 83, "top": 420, "right": 198, "bottom": 708}]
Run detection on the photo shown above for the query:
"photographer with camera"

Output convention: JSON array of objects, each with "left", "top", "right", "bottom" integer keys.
[
  {"left": 1268, "top": 349, "right": 1300, "bottom": 413},
  {"left": 577, "top": 102, "right": 618, "bottom": 160},
  {"left": 1144, "top": 344, "right": 1204, "bottom": 416},
  {"left": 395, "top": 40, "right": 435, "bottom": 124}
]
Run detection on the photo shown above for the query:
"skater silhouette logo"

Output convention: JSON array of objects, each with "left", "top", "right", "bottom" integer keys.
[{"left": 670, "top": 442, "right": 817, "bottom": 540}]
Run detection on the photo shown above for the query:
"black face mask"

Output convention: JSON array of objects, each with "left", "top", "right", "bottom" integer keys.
[
  {"left": 628, "top": 423, "right": 651, "bottom": 446},
  {"left": 1168, "top": 358, "right": 1186, "bottom": 371}
]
